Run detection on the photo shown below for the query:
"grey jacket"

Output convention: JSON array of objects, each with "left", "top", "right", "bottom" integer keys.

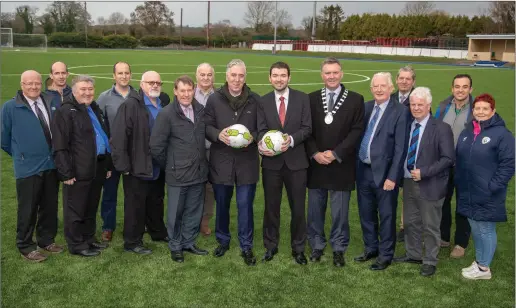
[
  {"left": 97, "top": 85, "right": 136, "bottom": 134},
  {"left": 150, "top": 98, "right": 208, "bottom": 186}
]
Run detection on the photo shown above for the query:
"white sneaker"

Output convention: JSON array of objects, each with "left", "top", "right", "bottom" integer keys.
[
  {"left": 462, "top": 261, "right": 479, "bottom": 273},
  {"left": 462, "top": 266, "right": 492, "bottom": 280}
]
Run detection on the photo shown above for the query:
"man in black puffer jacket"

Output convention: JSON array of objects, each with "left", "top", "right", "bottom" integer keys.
[{"left": 51, "top": 75, "right": 112, "bottom": 257}]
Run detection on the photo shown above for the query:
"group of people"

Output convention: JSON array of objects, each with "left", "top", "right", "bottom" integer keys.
[{"left": 2, "top": 57, "right": 513, "bottom": 280}]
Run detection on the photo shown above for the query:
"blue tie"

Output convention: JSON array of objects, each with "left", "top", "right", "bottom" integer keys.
[
  {"left": 406, "top": 123, "right": 421, "bottom": 171},
  {"left": 359, "top": 105, "right": 381, "bottom": 162}
]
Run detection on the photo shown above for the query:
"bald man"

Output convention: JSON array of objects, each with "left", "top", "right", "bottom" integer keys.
[
  {"left": 45, "top": 61, "right": 72, "bottom": 103},
  {"left": 1, "top": 70, "right": 64, "bottom": 262},
  {"left": 111, "top": 71, "right": 169, "bottom": 255},
  {"left": 195, "top": 63, "right": 216, "bottom": 236}
]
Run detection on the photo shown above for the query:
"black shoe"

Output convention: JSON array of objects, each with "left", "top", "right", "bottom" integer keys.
[
  {"left": 393, "top": 254, "right": 423, "bottom": 264},
  {"left": 292, "top": 251, "right": 307, "bottom": 265},
  {"left": 396, "top": 228, "right": 405, "bottom": 243},
  {"left": 333, "top": 252, "right": 345, "bottom": 267},
  {"left": 171, "top": 250, "right": 184, "bottom": 263},
  {"left": 370, "top": 260, "right": 391, "bottom": 271},
  {"left": 89, "top": 242, "right": 108, "bottom": 251},
  {"left": 241, "top": 249, "right": 257, "bottom": 266},
  {"left": 262, "top": 247, "right": 278, "bottom": 262},
  {"left": 213, "top": 245, "right": 229, "bottom": 257},
  {"left": 420, "top": 264, "right": 436, "bottom": 277},
  {"left": 183, "top": 244, "right": 208, "bottom": 255},
  {"left": 124, "top": 246, "right": 152, "bottom": 255},
  {"left": 152, "top": 236, "right": 170, "bottom": 243},
  {"left": 71, "top": 249, "right": 100, "bottom": 257},
  {"left": 354, "top": 251, "right": 379, "bottom": 262},
  {"left": 310, "top": 249, "right": 323, "bottom": 262}
]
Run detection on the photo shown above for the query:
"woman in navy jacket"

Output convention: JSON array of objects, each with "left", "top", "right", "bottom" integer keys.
[{"left": 455, "top": 93, "right": 515, "bottom": 280}]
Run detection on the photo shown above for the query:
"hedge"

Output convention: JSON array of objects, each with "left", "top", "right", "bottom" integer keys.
[{"left": 46, "top": 33, "right": 249, "bottom": 49}]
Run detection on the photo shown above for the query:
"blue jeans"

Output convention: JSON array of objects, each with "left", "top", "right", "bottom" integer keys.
[
  {"left": 212, "top": 183, "right": 256, "bottom": 251},
  {"left": 468, "top": 218, "right": 497, "bottom": 268},
  {"left": 101, "top": 170, "right": 120, "bottom": 231}
]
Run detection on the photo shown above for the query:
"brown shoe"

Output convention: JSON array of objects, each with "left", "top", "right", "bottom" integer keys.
[
  {"left": 200, "top": 217, "right": 211, "bottom": 236},
  {"left": 41, "top": 243, "right": 64, "bottom": 254},
  {"left": 22, "top": 250, "right": 47, "bottom": 262},
  {"left": 440, "top": 240, "right": 451, "bottom": 248},
  {"left": 450, "top": 245, "right": 465, "bottom": 258},
  {"left": 101, "top": 230, "right": 113, "bottom": 242}
]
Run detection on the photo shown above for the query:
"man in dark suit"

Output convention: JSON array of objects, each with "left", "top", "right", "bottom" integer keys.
[
  {"left": 393, "top": 87, "right": 455, "bottom": 277},
  {"left": 391, "top": 65, "right": 416, "bottom": 243},
  {"left": 257, "top": 61, "right": 312, "bottom": 265},
  {"left": 354, "top": 72, "right": 409, "bottom": 271},
  {"left": 305, "top": 57, "right": 365, "bottom": 267}
]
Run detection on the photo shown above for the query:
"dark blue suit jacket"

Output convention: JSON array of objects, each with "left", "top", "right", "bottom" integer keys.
[
  {"left": 358, "top": 99, "right": 409, "bottom": 187},
  {"left": 408, "top": 116, "right": 455, "bottom": 200}
]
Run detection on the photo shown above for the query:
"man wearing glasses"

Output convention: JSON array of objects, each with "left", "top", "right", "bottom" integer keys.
[
  {"left": 1, "top": 70, "right": 64, "bottom": 262},
  {"left": 111, "top": 71, "right": 168, "bottom": 255}
]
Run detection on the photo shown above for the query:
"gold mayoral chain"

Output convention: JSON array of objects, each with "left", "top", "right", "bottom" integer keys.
[{"left": 321, "top": 87, "right": 348, "bottom": 125}]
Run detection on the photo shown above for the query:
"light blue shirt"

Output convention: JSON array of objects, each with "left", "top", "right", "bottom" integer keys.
[
  {"left": 363, "top": 99, "right": 390, "bottom": 164},
  {"left": 325, "top": 86, "right": 341, "bottom": 107},
  {"left": 404, "top": 114, "right": 430, "bottom": 178}
]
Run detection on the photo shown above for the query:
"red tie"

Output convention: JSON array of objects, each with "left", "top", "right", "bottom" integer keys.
[{"left": 279, "top": 96, "right": 286, "bottom": 127}]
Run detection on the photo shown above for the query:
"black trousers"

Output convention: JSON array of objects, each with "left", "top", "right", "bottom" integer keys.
[
  {"left": 63, "top": 159, "right": 107, "bottom": 253},
  {"left": 440, "top": 168, "right": 471, "bottom": 248},
  {"left": 122, "top": 172, "right": 167, "bottom": 249},
  {"left": 262, "top": 165, "right": 307, "bottom": 253},
  {"left": 15, "top": 169, "right": 59, "bottom": 255}
]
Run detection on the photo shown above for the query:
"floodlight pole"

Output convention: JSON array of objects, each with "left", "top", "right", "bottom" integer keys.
[
  {"left": 207, "top": 1, "right": 210, "bottom": 48},
  {"left": 180, "top": 8, "right": 183, "bottom": 50},
  {"left": 84, "top": 2, "right": 88, "bottom": 48},
  {"left": 311, "top": 1, "right": 316, "bottom": 40},
  {"left": 273, "top": 1, "right": 277, "bottom": 54}
]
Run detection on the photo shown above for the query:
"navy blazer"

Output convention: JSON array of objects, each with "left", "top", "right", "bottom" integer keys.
[
  {"left": 358, "top": 99, "right": 409, "bottom": 187},
  {"left": 409, "top": 116, "right": 455, "bottom": 201}
]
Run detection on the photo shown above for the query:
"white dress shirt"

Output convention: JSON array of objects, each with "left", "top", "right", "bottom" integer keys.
[
  {"left": 25, "top": 95, "right": 50, "bottom": 127},
  {"left": 404, "top": 114, "right": 430, "bottom": 178},
  {"left": 274, "top": 88, "right": 294, "bottom": 148}
]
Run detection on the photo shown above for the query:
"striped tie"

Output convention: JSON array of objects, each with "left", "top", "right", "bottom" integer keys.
[
  {"left": 358, "top": 105, "right": 381, "bottom": 162},
  {"left": 406, "top": 123, "right": 421, "bottom": 171}
]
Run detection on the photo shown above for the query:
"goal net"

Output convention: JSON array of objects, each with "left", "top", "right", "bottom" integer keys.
[
  {"left": 0, "top": 28, "right": 13, "bottom": 48},
  {"left": 1, "top": 30, "right": 47, "bottom": 52}
]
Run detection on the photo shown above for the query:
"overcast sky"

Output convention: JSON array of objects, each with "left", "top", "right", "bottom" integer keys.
[{"left": 1, "top": 1, "right": 491, "bottom": 28}]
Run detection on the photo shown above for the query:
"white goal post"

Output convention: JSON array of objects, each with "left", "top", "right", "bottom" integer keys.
[
  {"left": 0, "top": 28, "right": 13, "bottom": 48},
  {"left": 0, "top": 29, "right": 47, "bottom": 52}
]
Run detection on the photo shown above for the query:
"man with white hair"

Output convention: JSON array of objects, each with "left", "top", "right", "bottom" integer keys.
[
  {"left": 111, "top": 71, "right": 169, "bottom": 255},
  {"left": 393, "top": 87, "right": 455, "bottom": 277},
  {"left": 354, "top": 72, "right": 409, "bottom": 271},
  {"left": 52, "top": 75, "right": 112, "bottom": 257},
  {"left": 204, "top": 59, "right": 261, "bottom": 266},
  {"left": 195, "top": 63, "right": 216, "bottom": 236},
  {"left": 1, "top": 70, "right": 63, "bottom": 262}
]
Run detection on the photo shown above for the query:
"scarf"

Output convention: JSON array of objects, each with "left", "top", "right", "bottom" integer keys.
[
  {"left": 220, "top": 82, "right": 250, "bottom": 111},
  {"left": 473, "top": 120, "right": 481, "bottom": 141}
]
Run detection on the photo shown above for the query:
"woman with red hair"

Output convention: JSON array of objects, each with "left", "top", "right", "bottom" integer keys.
[{"left": 455, "top": 93, "right": 515, "bottom": 280}]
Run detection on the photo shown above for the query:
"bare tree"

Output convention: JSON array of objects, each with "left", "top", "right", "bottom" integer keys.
[
  {"left": 244, "top": 1, "right": 274, "bottom": 31},
  {"left": 402, "top": 1, "right": 436, "bottom": 16},
  {"left": 131, "top": 1, "right": 174, "bottom": 35},
  {"left": 108, "top": 12, "right": 126, "bottom": 34},
  {"left": 15, "top": 5, "right": 38, "bottom": 34},
  {"left": 489, "top": 1, "right": 515, "bottom": 33},
  {"left": 276, "top": 9, "right": 293, "bottom": 29}
]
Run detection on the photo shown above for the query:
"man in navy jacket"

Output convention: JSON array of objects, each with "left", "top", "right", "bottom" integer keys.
[{"left": 1, "top": 70, "right": 64, "bottom": 262}]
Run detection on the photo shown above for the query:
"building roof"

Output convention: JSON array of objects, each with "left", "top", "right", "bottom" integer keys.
[{"left": 466, "top": 34, "right": 515, "bottom": 40}]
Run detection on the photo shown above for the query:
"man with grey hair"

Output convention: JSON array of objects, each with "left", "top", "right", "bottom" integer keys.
[
  {"left": 111, "top": 71, "right": 169, "bottom": 255},
  {"left": 195, "top": 62, "right": 216, "bottom": 236},
  {"left": 393, "top": 87, "right": 454, "bottom": 277},
  {"left": 354, "top": 72, "right": 409, "bottom": 271},
  {"left": 391, "top": 65, "right": 416, "bottom": 107},
  {"left": 204, "top": 59, "right": 261, "bottom": 266},
  {"left": 52, "top": 75, "right": 112, "bottom": 257},
  {"left": 1, "top": 70, "right": 63, "bottom": 262}
]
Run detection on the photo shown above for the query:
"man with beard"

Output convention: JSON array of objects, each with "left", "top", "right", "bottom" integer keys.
[
  {"left": 111, "top": 71, "right": 169, "bottom": 255},
  {"left": 194, "top": 63, "right": 216, "bottom": 236},
  {"left": 257, "top": 61, "right": 312, "bottom": 265},
  {"left": 151, "top": 75, "right": 209, "bottom": 263},
  {"left": 1, "top": 70, "right": 63, "bottom": 262},
  {"left": 97, "top": 61, "right": 136, "bottom": 242},
  {"left": 355, "top": 72, "right": 409, "bottom": 271},
  {"left": 45, "top": 61, "right": 72, "bottom": 103},
  {"left": 305, "top": 57, "right": 365, "bottom": 267},
  {"left": 204, "top": 59, "right": 261, "bottom": 266},
  {"left": 51, "top": 75, "right": 112, "bottom": 257}
]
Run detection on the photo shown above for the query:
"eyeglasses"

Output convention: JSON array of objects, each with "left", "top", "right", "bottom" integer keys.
[
  {"left": 22, "top": 82, "right": 42, "bottom": 87},
  {"left": 371, "top": 85, "right": 389, "bottom": 90},
  {"left": 143, "top": 81, "right": 163, "bottom": 86}
]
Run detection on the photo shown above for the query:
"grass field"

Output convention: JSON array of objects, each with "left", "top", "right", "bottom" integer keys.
[{"left": 1, "top": 48, "right": 514, "bottom": 308}]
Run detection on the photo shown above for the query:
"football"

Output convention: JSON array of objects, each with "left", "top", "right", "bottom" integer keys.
[
  {"left": 226, "top": 124, "right": 253, "bottom": 148},
  {"left": 260, "top": 130, "right": 287, "bottom": 155}
]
